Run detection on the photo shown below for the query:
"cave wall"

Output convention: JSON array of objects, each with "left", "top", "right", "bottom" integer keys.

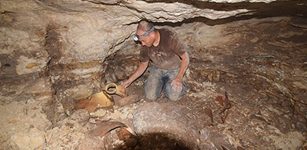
[
  {"left": 1, "top": 0, "right": 306, "bottom": 149},
  {"left": 0, "top": 0, "right": 305, "bottom": 121},
  {"left": 1, "top": 0, "right": 302, "bottom": 78}
]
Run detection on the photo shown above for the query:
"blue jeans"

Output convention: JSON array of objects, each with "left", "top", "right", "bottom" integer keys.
[{"left": 144, "top": 66, "right": 186, "bottom": 101}]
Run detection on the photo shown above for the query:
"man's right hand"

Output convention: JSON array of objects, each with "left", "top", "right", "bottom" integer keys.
[
  {"left": 121, "top": 80, "right": 131, "bottom": 88},
  {"left": 121, "top": 61, "right": 149, "bottom": 89}
]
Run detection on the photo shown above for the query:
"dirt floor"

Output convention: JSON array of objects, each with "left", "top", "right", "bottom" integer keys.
[{"left": 0, "top": 17, "right": 306, "bottom": 149}]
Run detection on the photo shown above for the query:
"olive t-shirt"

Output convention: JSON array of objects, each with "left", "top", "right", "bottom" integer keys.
[{"left": 140, "top": 28, "right": 185, "bottom": 70}]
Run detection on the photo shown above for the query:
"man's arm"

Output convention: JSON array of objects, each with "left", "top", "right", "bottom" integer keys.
[
  {"left": 171, "top": 51, "right": 189, "bottom": 91},
  {"left": 121, "top": 61, "right": 149, "bottom": 88},
  {"left": 175, "top": 51, "right": 189, "bottom": 81}
]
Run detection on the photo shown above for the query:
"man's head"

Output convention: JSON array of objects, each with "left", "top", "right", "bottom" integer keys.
[{"left": 133, "top": 20, "right": 156, "bottom": 47}]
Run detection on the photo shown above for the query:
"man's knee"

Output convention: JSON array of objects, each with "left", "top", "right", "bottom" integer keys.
[
  {"left": 167, "top": 94, "right": 181, "bottom": 101},
  {"left": 165, "top": 83, "right": 185, "bottom": 101},
  {"left": 144, "top": 81, "right": 160, "bottom": 101},
  {"left": 165, "top": 87, "right": 181, "bottom": 101},
  {"left": 145, "top": 91, "right": 158, "bottom": 101}
]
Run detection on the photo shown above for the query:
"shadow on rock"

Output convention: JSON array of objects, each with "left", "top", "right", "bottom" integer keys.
[{"left": 113, "top": 132, "right": 192, "bottom": 150}]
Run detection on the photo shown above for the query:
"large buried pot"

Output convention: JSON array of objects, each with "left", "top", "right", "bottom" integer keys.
[{"left": 116, "top": 102, "right": 236, "bottom": 150}]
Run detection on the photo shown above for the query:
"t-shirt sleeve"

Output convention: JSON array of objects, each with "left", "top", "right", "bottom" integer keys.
[
  {"left": 169, "top": 31, "right": 186, "bottom": 56},
  {"left": 139, "top": 47, "right": 149, "bottom": 62}
]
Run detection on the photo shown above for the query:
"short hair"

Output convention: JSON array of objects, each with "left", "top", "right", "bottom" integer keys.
[{"left": 137, "top": 20, "right": 154, "bottom": 32}]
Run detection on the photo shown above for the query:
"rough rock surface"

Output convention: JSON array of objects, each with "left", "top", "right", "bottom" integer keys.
[{"left": 1, "top": 0, "right": 307, "bottom": 149}]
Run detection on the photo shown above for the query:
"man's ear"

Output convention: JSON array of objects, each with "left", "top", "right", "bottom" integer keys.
[{"left": 151, "top": 30, "right": 157, "bottom": 39}]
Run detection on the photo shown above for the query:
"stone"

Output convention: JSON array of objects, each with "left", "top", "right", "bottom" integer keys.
[
  {"left": 64, "top": 84, "right": 93, "bottom": 100},
  {"left": 0, "top": 100, "right": 51, "bottom": 148},
  {"left": 10, "top": 128, "right": 45, "bottom": 150},
  {"left": 268, "top": 131, "right": 305, "bottom": 150},
  {"left": 23, "top": 77, "right": 53, "bottom": 97},
  {"left": 123, "top": 1, "right": 249, "bottom": 22},
  {"left": 70, "top": 109, "right": 90, "bottom": 123},
  {"left": 251, "top": 37, "right": 259, "bottom": 43},
  {"left": 90, "top": 108, "right": 107, "bottom": 117}
]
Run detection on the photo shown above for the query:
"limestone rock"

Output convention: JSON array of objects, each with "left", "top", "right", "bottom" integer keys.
[
  {"left": 267, "top": 131, "right": 305, "bottom": 150},
  {"left": 10, "top": 128, "right": 45, "bottom": 150},
  {"left": 16, "top": 55, "right": 48, "bottom": 75},
  {"left": 0, "top": 99, "right": 52, "bottom": 149},
  {"left": 123, "top": 1, "right": 249, "bottom": 22}
]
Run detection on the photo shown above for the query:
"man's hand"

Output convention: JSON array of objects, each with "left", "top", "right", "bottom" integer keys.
[
  {"left": 172, "top": 52, "right": 189, "bottom": 92},
  {"left": 121, "top": 61, "right": 149, "bottom": 89},
  {"left": 171, "top": 78, "right": 183, "bottom": 92},
  {"left": 121, "top": 80, "right": 131, "bottom": 88}
]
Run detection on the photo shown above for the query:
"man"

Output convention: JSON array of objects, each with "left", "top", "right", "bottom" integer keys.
[{"left": 121, "top": 20, "right": 189, "bottom": 101}]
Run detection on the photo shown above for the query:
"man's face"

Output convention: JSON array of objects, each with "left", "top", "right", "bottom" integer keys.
[{"left": 136, "top": 29, "right": 154, "bottom": 47}]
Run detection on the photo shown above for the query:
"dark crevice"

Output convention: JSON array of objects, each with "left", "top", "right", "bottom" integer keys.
[
  {"left": 113, "top": 133, "right": 193, "bottom": 150},
  {"left": 43, "top": 23, "right": 64, "bottom": 125},
  {"left": 142, "top": 0, "right": 307, "bottom": 12},
  {"left": 1, "top": 11, "right": 15, "bottom": 14},
  {"left": 81, "top": 0, "right": 121, "bottom": 5},
  {"left": 150, "top": 8, "right": 305, "bottom": 27},
  {"left": 153, "top": 15, "right": 255, "bottom": 27}
]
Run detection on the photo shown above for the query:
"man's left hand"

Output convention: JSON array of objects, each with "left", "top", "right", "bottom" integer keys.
[{"left": 171, "top": 78, "right": 183, "bottom": 92}]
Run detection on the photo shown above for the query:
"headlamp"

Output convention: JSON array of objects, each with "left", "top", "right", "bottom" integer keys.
[
  {"left": 132, "top": 34, "right": 140, "bottom": 42},
  {"left": 132, "top": 26, "right": 155, "bottom": 42}
]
